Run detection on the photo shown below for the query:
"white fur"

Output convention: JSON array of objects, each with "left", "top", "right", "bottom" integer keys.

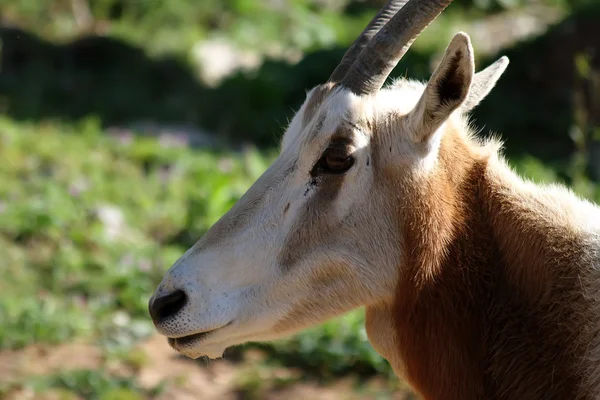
[
  {"left": 150, "top": 85, "right": 401, "bottom": 359},
  {"left": 149, "top": 32, "right": 600, "bottom": 377}
]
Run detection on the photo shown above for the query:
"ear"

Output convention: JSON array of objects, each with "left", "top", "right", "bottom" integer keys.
[
  {"left": 461, "top": 56, "right": 509, "bottom": 112},
  {"left": 408, "top": 32, "right": 474, "bottom": 143}
]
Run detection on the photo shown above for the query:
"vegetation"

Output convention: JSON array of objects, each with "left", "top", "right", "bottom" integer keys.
[
  {"left": 0, "top": 0, "right": 581, "bottom": 54},
  {"left": 1, "top": 0, "right": 599, "bottom": 398},
  {"left": 0, "top": 117, "right": 401, "bottom": 397}
]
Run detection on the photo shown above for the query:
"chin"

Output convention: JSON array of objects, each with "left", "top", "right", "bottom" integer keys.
[{"left": 169, "top": 339, "right": 228, "bottom": 360}]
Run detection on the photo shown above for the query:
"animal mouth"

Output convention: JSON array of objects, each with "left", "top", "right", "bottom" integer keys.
[
  {"left": 167, "top": 322, "right": 231, "bottom": 348},
  {"left": 168, "top": 331, "right": 213, "bottom": 348}
]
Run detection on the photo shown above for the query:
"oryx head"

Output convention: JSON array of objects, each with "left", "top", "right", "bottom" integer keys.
[{"left": 149, "top": 0, "right": 508, "bottom": 360}]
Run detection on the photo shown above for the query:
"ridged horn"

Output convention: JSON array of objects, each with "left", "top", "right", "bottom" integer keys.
[
  {"left": 328, "top": 0, "right": 409, "bottom": 83},
  {"left": 341, "top": 0, "right": 455, "bottom": 95}
]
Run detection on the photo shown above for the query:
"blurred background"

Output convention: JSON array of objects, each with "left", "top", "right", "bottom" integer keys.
[{"left": 0, "top": 0, "right": 599, "bottom": 399}]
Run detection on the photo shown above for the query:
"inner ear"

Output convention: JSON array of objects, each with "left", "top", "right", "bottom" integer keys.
[
  {"left": 436, "top": 50, "right": 468, "bottom": 106},
  {"left": 407, "top": 32, "right": 475, "bottom": 143},
  {"left": 429, "top": 32, "right": 474, "bottom": 113}
]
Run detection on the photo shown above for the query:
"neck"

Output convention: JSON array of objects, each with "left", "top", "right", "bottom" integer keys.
[{"left": 369, "top": 128, "right": 600, "bottom": 399}]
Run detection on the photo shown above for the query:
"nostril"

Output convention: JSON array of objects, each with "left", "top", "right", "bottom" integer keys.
[{"left": 149, "top": 289, "right": 188, "bottom": 322}]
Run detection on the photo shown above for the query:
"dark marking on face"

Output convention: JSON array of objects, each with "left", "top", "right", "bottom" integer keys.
[
  {"left": 277, "top": 121, "right": 360, "bottom": 270},
  {"left": 330, "top": 124, "right": 358, "bottom": 143},
  {"left": 282, "top": 162, "right": 297, "bottom": 179},
  {"left": 278, "top": 173, "right": 344, "bottom": 271},
  {"left": 302, "top": 83, "right": 335, "bottom": 127},
  {"left": 310, "top": 115, "right": 326, "bottom": 140},
  {"left": 303, "top": 177, "right": 319, "bottom": 197},
  {"left": 283, "top": 203, "right": 290, "bottom": 215},
  {"left": 366, "top": 157, "right": 370, "bottom": 166},
  {"left": 345, "top": 120, "right": 363, "bottom": 133}
]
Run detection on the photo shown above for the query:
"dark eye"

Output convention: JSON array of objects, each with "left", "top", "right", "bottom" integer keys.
[{"left": 311, "top": 145, "right": 355, "bottom": 176}]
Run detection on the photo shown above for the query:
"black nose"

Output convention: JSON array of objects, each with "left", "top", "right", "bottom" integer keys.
[{"left": 149, "top": 290, "right": 187, "bottom": 322}]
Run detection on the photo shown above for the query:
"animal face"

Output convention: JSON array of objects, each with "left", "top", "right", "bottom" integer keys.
[
  {"left": 148, "top": 84, "right": 405, "bottom": 359},
  {"left": 148, "top": 0, "right": 509, "bottom": 360}
]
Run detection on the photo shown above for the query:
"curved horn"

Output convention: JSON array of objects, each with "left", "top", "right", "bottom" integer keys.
[
  {"left": 328, "top": 0, "right": 409, "bottom": 83},
  {"left": 341, "top": 0, "right": 455, "bottom": 95}
]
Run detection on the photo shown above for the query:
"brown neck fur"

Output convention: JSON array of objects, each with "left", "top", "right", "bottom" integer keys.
[{"left": 391, "top": 127, "right": 595, "bottom": 399}]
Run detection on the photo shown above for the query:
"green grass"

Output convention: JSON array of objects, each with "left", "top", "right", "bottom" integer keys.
[
  {"left": 0, "top": 117, "right": 274, "bottom": 350},
  {"left": 21, "top": 370, "right": 164, "bottom": 400}
]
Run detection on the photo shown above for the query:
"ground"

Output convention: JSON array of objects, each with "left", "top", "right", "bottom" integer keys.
[{"left": 0, "top": 335, "right": 416, "bottom": 400}]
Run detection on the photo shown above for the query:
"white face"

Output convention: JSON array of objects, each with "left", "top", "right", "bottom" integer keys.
[
  {"left": 148, "top": 84, "right": 412, "bottom": 359},
  {"left": 148, "top": 32, "right": 503, "bottom": 360}
]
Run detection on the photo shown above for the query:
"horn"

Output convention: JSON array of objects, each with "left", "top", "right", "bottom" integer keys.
[
  {"left": 341, "top": 0, "right": 455, "bottom": 95},
  {"left": 328, "top": 0, "right": 409, "bottom": 83}
]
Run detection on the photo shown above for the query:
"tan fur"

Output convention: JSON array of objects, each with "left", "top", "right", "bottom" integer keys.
[
  {"left": 365, "top": 120, "right": 600, "bottom": 399},
  {"left": 272, "top": 259, "right": 358, "bottom": 333}
]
